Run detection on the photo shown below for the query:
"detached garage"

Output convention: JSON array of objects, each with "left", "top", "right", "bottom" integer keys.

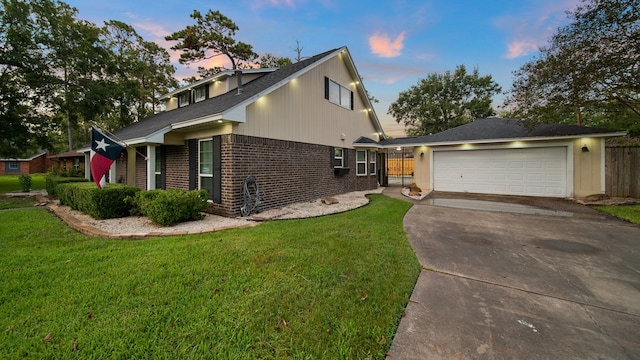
[{"left": 380, "top": 118, "right": 626, "bottom": 199}]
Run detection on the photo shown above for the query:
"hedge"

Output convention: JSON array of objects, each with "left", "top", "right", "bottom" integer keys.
[
  {"left": 133, "top": 189, "right": 208, "bottom": 226},
  {"left": 57, "top": 182, "right": 140, "bottom": 219},
  {"left": 46, "top": 176, "right": 89, "bottom": 196}
]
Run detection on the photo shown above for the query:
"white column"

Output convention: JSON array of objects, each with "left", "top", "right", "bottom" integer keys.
[
  {"left": 146, "top": 145, "right": 156, "bottom": 190},
  {"left": 84, "top": 152, "right": 91, "bottom": 180},
  {"left": 108, "top": 162, "right": 117, "bottom": 184}
]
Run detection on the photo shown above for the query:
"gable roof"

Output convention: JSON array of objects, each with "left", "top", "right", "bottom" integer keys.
[
  {"left": 381, "top": 118, "right": 627, "bottom": 147},
  {"left": 0, "top": 150, "right": 47, "bottom": 161},
  {"left": 105, "top": 47, "right": 384, "bottom": 145}
]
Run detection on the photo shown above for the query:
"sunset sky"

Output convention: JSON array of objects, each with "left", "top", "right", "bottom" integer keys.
[{"left": 64, "top": 0, "right": 581, "bottom": 137}]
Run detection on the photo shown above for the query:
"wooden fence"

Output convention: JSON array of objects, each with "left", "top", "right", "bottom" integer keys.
[
  {"left": 605, "top": 147, "right": 640, "bottom": 198},
  {"left": 386, "top": 158, "right": 414, "bottom": 176}
]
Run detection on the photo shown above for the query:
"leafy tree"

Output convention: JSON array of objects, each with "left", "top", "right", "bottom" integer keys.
[
  {"left": 389, "top": 65, "right": 501, "bottom": 136},
  {"left": 0, "top": 0, "right": 53, "bottom": 157},
  {"left": 32, "top": 0, "right": 111, "bottom": 151},
  {"left": 258, "top": 53, "right": 292, "bottom": 68},
  {"left": 504, "top": 0, "right": 640, "bottom": 135},
  {"left": 101, "top": 20, "right": 177, "bottom": 129},
  {"left": 165, "top": 9, "right": 258, "bottom": 71}
]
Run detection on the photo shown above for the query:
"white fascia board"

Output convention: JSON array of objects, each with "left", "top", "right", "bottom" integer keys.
[
  {"left": 172, "top": 113, "right": 226, "bottom": 129},
  {"left": 385, "top": 131, "right": 628, "bottom": 148},
  {"left": 353, "top": 143, "right": 384, "bottom": 149}
]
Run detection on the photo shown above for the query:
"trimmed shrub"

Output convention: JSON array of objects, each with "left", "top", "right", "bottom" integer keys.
[
  {"left": 46, "top": 176, "right": 89, "bottom": 196},
  {"left": 57, "top": 182, "right": 140, "bottom": 219},
  {"left": 19, "top": 174, "right": 31, "bottom": 192},
  {"left": 134, "top": 189, "right": 208, "bottom": 226}
]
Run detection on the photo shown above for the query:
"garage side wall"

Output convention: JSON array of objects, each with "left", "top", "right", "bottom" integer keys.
[
  {"left": 414, "top": 146, "right": 431, "bottom": 192},
  {"left": 572, "top": 138, "right": 604, "bottom": 198}
]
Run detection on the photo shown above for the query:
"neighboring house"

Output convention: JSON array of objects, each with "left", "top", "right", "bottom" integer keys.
[
  {"left": 0, "top": 151, "right": 51, "bottom": 175},
  {"left": 48, "top": 150, "right": 86, "bottom": 174},
  {"left": 382, "top": 118, "right": 626, "bottom": 199},
  {"left": 82, "top": 47, "right": 386, "bottom": 217}
]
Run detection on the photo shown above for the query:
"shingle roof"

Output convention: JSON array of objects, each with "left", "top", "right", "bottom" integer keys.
[
  {"left": 381, "top": 118, "right": 625, "bottom": 146},
  {"left": 112, "top": 48, "right": 341, "bottom": 142}
]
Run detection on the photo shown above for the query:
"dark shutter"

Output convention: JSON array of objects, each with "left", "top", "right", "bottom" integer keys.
[
  {"left": 350, "top": 91, "right": 354, "bottom": 110},
  {"left": 330, "top": 146, "right": 335, "bottom": 168},
  {"left": 205, "top": 85, "right": 209, "bottom": 100},
  {"left": 324, "top": 77, "right": 329, "bottom": 100},
  {"left": 212, "top": 136, "right": 222, "bottom": 204},
  {"left": 188, "top": 139, "right": 197, "bottom": 190},
  {"left": 344, "top": 148, "right": 349, "bottom": 168}
]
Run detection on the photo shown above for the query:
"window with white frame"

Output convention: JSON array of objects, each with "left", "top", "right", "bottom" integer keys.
[
  {"left": 194, "top": 86, "right": 207, "bottom": 102},
  {"left": 334, "top": 148, "right": 344, "bottom": 168},
  {"left": 178, "top": 92, "right": 190, "bottom": 107},
  {"left": 155, "top": 147, "right": 162, "bottom": 189},
  {"left": 199, "top": 139, "right": 213, "bottom": 199},
  {"left": 356, "top": 150, "right": 367, "bottom": 176},
  {"left": 369, "top": 150, "right": 376, "bottom": 175},
  {"left": 73, "top": 158, "right": 80, "bottom": 169},
  {"left": 326, "top": 77, "right": 353, "bottom": 110},
  {"left": 8, "top": 161, "right": 18, "bottom": 170}
]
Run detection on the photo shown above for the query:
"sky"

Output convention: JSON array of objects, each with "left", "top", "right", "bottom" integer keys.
[{"left": 64, "top": 0, "right": 581, "bottom": 137}]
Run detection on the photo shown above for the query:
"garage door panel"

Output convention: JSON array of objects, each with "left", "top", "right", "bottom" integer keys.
[{"left": 433, "top": 148, "right": 567, "bottom": 197}]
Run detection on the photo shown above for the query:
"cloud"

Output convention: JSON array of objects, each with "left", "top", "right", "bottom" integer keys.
[
  {"left": 369, "top": 31, "right": 406, "bottom": 58},
  {"left": 495, "top": 0, "right": 581, "bottom": 59},
  {"left": 504, "top": 40, "right": 539, "bottom": 59},
  {"left": 251, "top": 0, "right": 298, "bottom": 9}
]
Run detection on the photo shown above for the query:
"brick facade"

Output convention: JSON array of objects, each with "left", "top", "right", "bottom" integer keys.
[
  {"left": 116, "top": 135, "right": 379, "bottom": 218},
  {"left": 0, "top": 152, "right": 52, "bottom": 175}
]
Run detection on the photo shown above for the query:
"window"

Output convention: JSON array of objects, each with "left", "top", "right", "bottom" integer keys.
[
  {"left": 325, "top": 77, "right": 353, "bottom": 110},
  {"left": 199, "top": 139, "right": 213, "bottom": 199},
  {"left": 155, "top": 147, "right": 162, "bottom": 189},
  {"left": 178, "top": 92, "right": 190, "bottom": 107},
  {"left": 334, "top": 148, "right": 344, "bottom": 168},
  {"left": 356, "top": 150, "right": 367, "bottom": 176},
  {"left": 369, "top": 150, "right": 376, "bottom": 175},
  {"left": 8, "top": 161, "right": 18, "bottom": 170},
  {"left": 73, "top": 158, "right": 80, "bottom": 169},
  {"left": 194, "top": 86, "right": 207, "bottom": 102}
]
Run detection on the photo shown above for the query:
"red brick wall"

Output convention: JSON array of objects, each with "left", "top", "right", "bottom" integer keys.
[
  {"left": 135, "top": 147, "right": 147, "bottom": 189},
  {"left": 204, "top": 134, "right": 378, "bottom": 217},
  {"left": 0, "top": 153, "right": 52, "bottom": 175},
  {"left": 165, "top": 144, "right": 190, "bottom": 190}
]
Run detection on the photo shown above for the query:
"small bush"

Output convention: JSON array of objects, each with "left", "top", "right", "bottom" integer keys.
[
  {"left": 57, "top": 182, "right": 140, "bottom": 219},
  {"left": 18, "top": 174, "right": 31, "bottom": 192},
  {"left": 46, "top": 176, "right": 89, "bottom": 196},
  {"left": 134, "top": 189, "right": 208, "bottom": 226}
]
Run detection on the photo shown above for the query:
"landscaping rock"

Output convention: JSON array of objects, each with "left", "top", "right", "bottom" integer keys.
[{"left": 321, "top": 197, "right": 339, "bottom": 205}]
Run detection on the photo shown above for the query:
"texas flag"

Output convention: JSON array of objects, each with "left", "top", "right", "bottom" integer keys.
[{"left": 90, "top": 127, "right": 125, "bottom": 189}]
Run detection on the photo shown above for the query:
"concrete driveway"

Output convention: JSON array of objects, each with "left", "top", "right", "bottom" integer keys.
[{"left": 385, "top": 190, "right": 640, "bottom": 359}]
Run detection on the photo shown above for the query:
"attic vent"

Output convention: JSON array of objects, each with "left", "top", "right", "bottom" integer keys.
[{"left": 235, "top": 70, "right": 243, "bottom": 95}]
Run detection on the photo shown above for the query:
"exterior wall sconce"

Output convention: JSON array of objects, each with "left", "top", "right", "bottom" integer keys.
[
  {"left": 582, "top": 145, "right": 589, "bottom": 153},
  {"left": 420, "top": 152, "right": 425, "bottom": 157}
]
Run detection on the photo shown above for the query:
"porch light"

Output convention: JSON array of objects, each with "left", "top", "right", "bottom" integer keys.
[{"left": 582, "top": 145, "right": 589, "bottom": 152}]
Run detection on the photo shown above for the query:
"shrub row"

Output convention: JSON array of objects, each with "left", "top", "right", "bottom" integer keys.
[
  {"left": 46, "top": 176, "right": 89, "bottom": 196},
  {"left": 57, "top": 182, "right": 140, "bottom": 219},
  {"left": 130, "top": 189, "right": 208, "bottom": 226}
]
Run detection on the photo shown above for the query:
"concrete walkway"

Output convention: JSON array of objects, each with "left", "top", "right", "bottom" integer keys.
[{"left": 383, "top": 186, "right": 640, "bottom": 360}]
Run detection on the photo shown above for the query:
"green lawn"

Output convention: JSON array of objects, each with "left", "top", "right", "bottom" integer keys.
[
  {"left": 0, "top": 194, "right": 420, "bottom": 359},
  {"left": 0, "top": 174, "right": 47, "bottom": 194},
  {"left": 594, "top": 204, "right": 640, "bottom": 225},
  {"left": 0, "top": 197, "right": 37, "bottom": 210}
]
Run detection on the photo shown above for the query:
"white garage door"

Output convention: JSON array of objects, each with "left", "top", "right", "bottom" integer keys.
[{"left": 433, "top": 147, "right": 567, "bottom": 197}]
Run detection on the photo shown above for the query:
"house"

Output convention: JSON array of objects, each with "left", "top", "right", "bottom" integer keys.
[
  {"left": 48, "top": 150, "right": 86, "bottom": 175},
  {"left": 83, "top": 47, "right": 386, "bottom": 217},
  {"left": 0, "top": 150, "right": 51, "bottom": 175},
  {"left": 381, "top": 118, "right": 626, "bottom": 198}
]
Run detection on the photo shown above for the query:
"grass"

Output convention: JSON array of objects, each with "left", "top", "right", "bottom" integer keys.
[
  {"left": 0, "top": 174, "right": 47, "bottom": 194},
  {"left": 0, "top": 197, "right": 37, "bottom": 210},
  {"left": 0, "top": 194, "right": 420, "bottom": 359},
  {"left": 594, "top": 205, "right": 640, "bottom": 225}
]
